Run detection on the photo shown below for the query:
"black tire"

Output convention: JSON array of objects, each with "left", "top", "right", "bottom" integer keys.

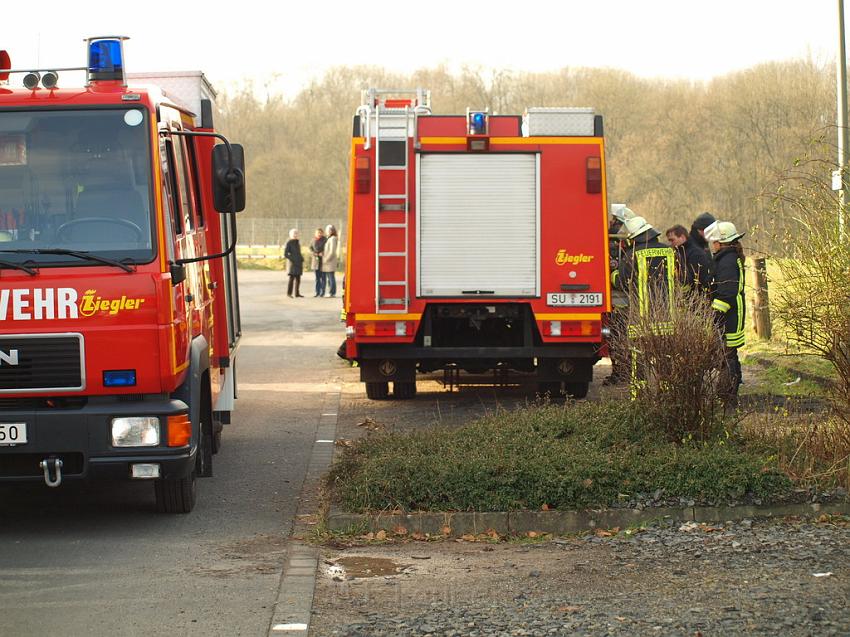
[
  {"left": 537, "top": 382, "right": 563, "bottom": 398},
  {"left": 154, "top": 473, "right": 197, "bottom": 514},
  {"left": 197, "top": 426, "right": 213, "bottom": 478},
  {"left": 564, "top": 381, "right": 589, "bottom": 399},
  {"left": 212, "top": 428, "right": 222, "bottom": 455},
  {"left": 393, "top": 381, "right": 417, "bottom": 399},
  {"left": 365, "top": 381, "right": 389, "bottom": 400},
  {"left": 198, "top": 382, "right": 214, "bottom": 477}
]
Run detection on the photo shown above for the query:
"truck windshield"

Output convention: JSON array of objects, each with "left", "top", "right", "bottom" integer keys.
[{"left": 0, "top": 108, "right": 154, "bottom": 266}]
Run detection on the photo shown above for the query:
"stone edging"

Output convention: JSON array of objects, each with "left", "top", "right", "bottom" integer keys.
[{"left": 327, "top": 501, "right": 850, "bottom": 537}]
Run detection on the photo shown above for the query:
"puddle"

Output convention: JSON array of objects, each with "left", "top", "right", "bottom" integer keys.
[{"left": 327, "top": 556, "right": 410, "bottom": 580}]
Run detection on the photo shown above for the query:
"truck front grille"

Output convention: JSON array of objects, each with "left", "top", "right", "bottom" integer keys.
[{"left": 0, "top": 334, "right": 84, "bottom": 392}]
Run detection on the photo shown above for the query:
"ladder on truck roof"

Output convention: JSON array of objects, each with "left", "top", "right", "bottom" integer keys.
[{"left": 360, "top": 89, "right": 430, "bottom": 314}]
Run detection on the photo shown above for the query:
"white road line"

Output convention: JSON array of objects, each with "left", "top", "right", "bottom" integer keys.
[
  {"left": 272, "top": 624, "right": 308, "bottom": 632},
  {"left": 315, "top": 439, "right": 334, "bottom": 443}
]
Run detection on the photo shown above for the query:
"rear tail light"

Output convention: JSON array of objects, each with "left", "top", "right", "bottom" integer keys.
[
  {"left": 543, "top": 320, "right": 601, "bottom": 337},
  {"left": 355, "top": 321, "right": 412, "bottom": 337},
  {"left": 355, "top": 156, "right": 370, "bottom": 194},
  {"left": 586, "top": 156, "right": 602, "bottom": 194}
]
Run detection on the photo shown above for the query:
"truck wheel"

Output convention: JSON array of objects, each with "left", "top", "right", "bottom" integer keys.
[
  {"left": 393, "top": 381, "right": 417, "bottom": 399},
  {"left": 365, "top": 381, "right": 389, "bottom": 400},
  {"left": 198, "top": 427, "right": 213, "bottom": 478},
  {"left": 154, "top": 473, "right": 197, "bottom": 514},
  {"left": 537, "top": 382, "right": 563, "bottom": 398},
  {"left": 564, "top": 382, "right": 589, "bottom": 399}
]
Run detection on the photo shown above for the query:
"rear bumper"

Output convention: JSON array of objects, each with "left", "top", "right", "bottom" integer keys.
[
  {"left": 0, "top": 396, "right": 194, "bottom": 483},
  {"left": 357, "top": 343, "right": 600, "bottom": 382}
]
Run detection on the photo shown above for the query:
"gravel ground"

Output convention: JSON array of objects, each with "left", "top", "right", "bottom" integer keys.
[{"left": 310, "top": 516, "right": 850, "bottom": 636}]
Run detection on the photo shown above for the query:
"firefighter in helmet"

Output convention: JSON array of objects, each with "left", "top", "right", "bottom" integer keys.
[
  {"left": 705, "top": 220, "right": 746, "bottom": 404},
  {"left": 614, "top": 216, "right": 676, "bottom": 396},
  {"left": 605, "top": 204, "right": 636, "bottom": 385}
]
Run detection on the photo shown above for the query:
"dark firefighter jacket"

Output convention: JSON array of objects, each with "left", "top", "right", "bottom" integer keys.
[
  {"left": 679, "top": 238, "right": 714, "bottom": 293},
  {"left": 711, "top": 246, "right": 746, "bottom": 348},
  {"left": 613, "top": 234, "right": 676, "bottom": 319}
]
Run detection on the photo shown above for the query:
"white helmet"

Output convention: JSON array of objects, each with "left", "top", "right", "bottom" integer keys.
[
  {"left": 705, "top": 220, "right": 745, "bottom": 243},
  {"left": 623, "top": 216, "right": 655, "bottom": 240},
  {"left": 611, "top": 204, "right": 636, "bottom": 223}
]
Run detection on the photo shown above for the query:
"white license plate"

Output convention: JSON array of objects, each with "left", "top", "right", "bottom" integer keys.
[
  {"left": 0, "top": 423, "right": 27, "bottom": 446},
  {"left": 547, "top": 292, "right": 603, "bottom": 307}
]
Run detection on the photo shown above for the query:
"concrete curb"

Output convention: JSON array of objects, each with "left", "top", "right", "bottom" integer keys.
[
  {"left": 269, "top": 388, "right": 341, "bottom": 636},
  {"left": 327, "top": 501, "right": 850, "bottom": 537}
]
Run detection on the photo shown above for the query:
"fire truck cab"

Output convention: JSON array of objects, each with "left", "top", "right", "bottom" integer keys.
[
  {"left": 0, "top": 37, "right": 245, "bottom": 513},
  {"left": 344, "top": 89, "right": 611, "bottom": 399}
]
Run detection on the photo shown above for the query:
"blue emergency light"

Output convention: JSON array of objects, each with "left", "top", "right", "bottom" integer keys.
[
  {"left": 103, "top": 369, "right": 137, "bottom": 387},
  {"left": 87, "top": 36, "right": 128, "bottom": 83},
  {"left": 470, "top": 112, "right": 487, "bottom": 135}
]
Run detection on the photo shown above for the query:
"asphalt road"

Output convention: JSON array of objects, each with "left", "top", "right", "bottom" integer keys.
[{"left": 0, "top": 270, "right": 344, "bottom": 637}]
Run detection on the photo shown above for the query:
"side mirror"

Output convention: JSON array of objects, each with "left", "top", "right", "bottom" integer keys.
[
  {"left": 170, "top": 262, "right": 187, "bottom": 285},
  {"left": 212, "top": 143, "right": 246, "bottom": 213}
]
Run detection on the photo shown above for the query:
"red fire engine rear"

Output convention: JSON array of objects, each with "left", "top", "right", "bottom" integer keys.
[
  {"left": 344, "top": 89, "right": 611, "bottom": 399},
  {"left": 0, "top": 38, "right": 245, "bottom": 513}
]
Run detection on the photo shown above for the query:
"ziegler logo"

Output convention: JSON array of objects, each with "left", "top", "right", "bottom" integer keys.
[
  {"left": 0, "top": 349, "right": 19, "bottom": 366},
  {"left": 556, "top": 250, "right": 594, "bottom": 266},
  {"left": 79, "top": 290, "right": 146, "bottom": 317}
]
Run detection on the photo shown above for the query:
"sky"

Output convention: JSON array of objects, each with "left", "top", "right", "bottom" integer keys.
[{"left": 0, "top": 0, "right": 839, "bottom": 97}]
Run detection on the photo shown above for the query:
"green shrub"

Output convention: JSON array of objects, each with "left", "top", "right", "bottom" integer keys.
[{"left": 327, "top": 401, "right": 791, "bottom": 513}]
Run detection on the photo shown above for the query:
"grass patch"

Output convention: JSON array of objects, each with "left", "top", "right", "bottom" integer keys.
[
  {"left": 741, "top": 349, "right": 836, "bottom": 398},
  {"left": 327, "top": 401, "right": 791, "bottom": 513}
]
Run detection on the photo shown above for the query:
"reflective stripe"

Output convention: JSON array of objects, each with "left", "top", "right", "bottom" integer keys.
[
  {"left": 635, "top": 247, "right": 675, "bottom": 317},
  {"left": 726, "top": 330, "right": 745, "bottom": 347},
  {"left": 712, "top": 299, "right": 731, "bottom": 312}
]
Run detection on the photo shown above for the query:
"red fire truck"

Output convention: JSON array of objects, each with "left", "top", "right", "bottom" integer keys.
[
  {"left": 344, "top": 89, "right": 611, "bottom": 399},
  {"left": 0, "top": 37, "right": 244, "bottom": 513}
]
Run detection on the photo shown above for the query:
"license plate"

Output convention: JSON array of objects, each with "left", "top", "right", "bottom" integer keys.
[
  {"left": 0, "top": 423, "right": 27, "bottom": 446},
  {"left": 547, "top": 292, "right": 603, "bottom": 307}
]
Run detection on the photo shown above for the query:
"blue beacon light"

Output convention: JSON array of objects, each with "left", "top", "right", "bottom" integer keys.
[
  {"left": 87, "top": 36, "right": 128, "bottom": 83},
  {"left": 471, "top": 112, "right": 487, "bottom": 135}
]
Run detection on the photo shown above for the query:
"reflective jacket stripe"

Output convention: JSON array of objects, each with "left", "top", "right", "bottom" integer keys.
[{"left": 712, "top": 299, "right": 731, "bottom": 312}]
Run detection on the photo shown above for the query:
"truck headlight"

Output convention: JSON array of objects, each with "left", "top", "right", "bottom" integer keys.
[{"left": 111, "top": 417, "right": 160, "bottom": 447}]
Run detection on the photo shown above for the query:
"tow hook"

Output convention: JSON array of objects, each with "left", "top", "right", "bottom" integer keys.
[{"left": 39, "top": 457, "right": 64, "bottom": 488}]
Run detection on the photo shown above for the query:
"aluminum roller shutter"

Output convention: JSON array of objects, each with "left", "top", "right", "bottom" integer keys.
[{"left": 417, "top": 153, "right": 539, "bottom": 297}]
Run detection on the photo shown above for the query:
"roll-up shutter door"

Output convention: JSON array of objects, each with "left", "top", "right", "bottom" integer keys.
[{"left": 417, "top": 154, "right": 539, "bottom": 297}]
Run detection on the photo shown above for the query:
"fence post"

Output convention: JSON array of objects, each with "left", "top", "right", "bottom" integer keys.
[{"left": 752, "top": 257, "right": 772, "bottom": 340}]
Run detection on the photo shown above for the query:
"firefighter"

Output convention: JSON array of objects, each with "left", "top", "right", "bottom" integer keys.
[
  {"left": 605, "top": 205, "right": 636, "bottom": 385},
  {"left": 705, "top": 220, "right": 746, "bottom": 404},
  {"left": 614, "top": 216, "right": 676, "bottom": 396},
  {"left": 665, "top": 223, "right": 713, "bottom": 293},
  {"left": 690, "top": 212, "right": 716, "bottom": 254}
]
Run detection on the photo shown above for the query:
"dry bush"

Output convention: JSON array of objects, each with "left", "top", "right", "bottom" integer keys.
[
  {"left": 613, "top": 284, "right": 727, "bottom": 442},
  {"left": 770, "top": 157, "right": 850, "bottom": 425},
  {"left": 741, "top": 408, "right": 850, "bottom": 490}
]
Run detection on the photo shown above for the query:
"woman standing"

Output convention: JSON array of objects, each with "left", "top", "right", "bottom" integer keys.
[
  {"left": 322, "top": 224, "right": 339, "bottom": 297},
  {"left": 309, "top": 227, "right": 326, "bottom": 297},
  {"left": 705, "top": 220, "right": 746, "bottom": 404},
  {"left": 284, "top": 228, "right": 305, "bottom": 298}
]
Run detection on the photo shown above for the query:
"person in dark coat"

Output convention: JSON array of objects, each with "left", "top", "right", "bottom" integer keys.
[
  {"left": 284, "top": 228, "right": 304, "bottom": 298},
  {"left": 705, "top": 220, "right": 746, "bottom": 404},
  {"left": 665, "top": 224, "right": 713, "bottom": 293},
  {"left": 690, "top": 212, "right": 716, "bottom": 253},
  {"left": 604, "top": 205, "right": 635, "bottom": 385},
  {"left": 614, "top": 216, "right": 677, "bottom": 396},
  {"left": 309, "top": 227, "right": 327, "bottom": 297}
]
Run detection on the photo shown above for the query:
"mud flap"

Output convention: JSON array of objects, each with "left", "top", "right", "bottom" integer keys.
[
  {"left": 360, "top": 358, "right": 415, "bottom": 383},
  {"left": 537, "top": 358, "right": 593, "bottom": 383}
]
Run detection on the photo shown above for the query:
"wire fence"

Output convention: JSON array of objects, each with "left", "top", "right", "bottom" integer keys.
[
  {"left": 236, "top": 217, "right": 346, "bottom": 246},
  {"left": 235, "top": 217, "right": 347, "bottom": 264}
]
